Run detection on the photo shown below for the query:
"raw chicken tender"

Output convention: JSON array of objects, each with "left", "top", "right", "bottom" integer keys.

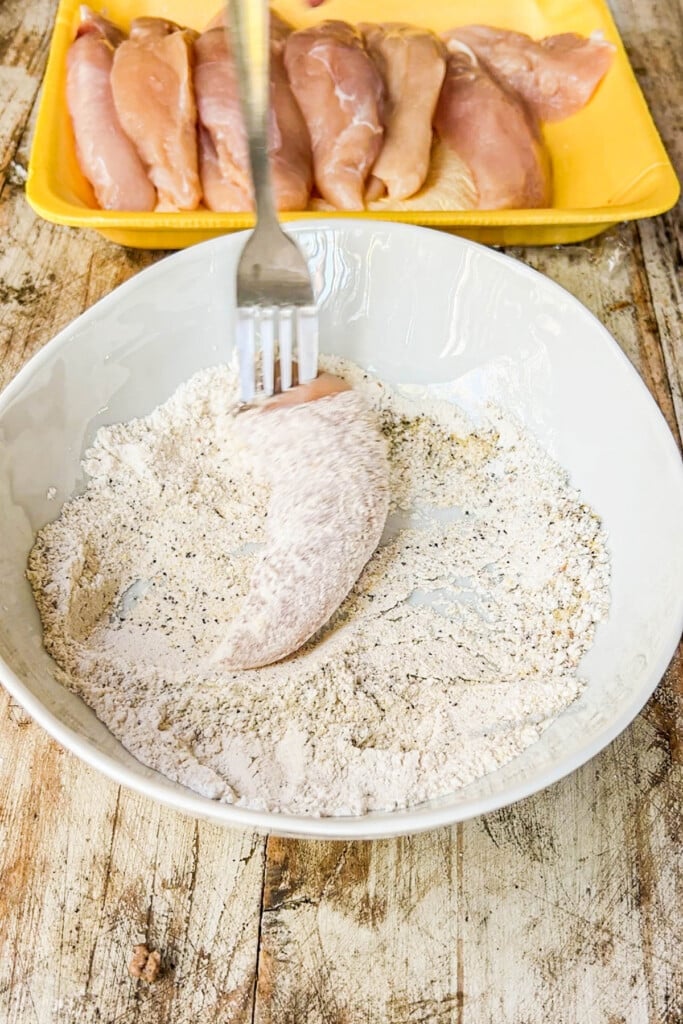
[
  {"left": 194, "top": 27, "right": 252, "bottom": 210},
  {"left": 78, "top": 6, "right": 126, "bottom": 47},
  {"left": 215, "top": 375, "right": 390, "bottom": 670},
  {"left": 197, "top": 125, "right": 251, "bottom": 212},
  {"left": 269, "top": 15, "right": 314, "bottom": 211},
  {"left": 444, "top": 26, "right": 615, "bottom": 122},
  {"left": 434, "top": 44, "right": 552, "bottom": 210},
  {"left": 66, "top": 22, "right": 156, "bottom": 211},
  {"left": 362, "top": 23, "right": 446, "bottom": 202},
  {"left": 129, "top": 17, "right": 189, "bottom": 42},
  {"left": 111, "top": 27, "right": 201, "bottom": 211},
  {"left": 284, "top": 21, "right": 384, "bottom": 211},
  {"left": 194, "top": 18, "right": 312, "bottom": 212}
]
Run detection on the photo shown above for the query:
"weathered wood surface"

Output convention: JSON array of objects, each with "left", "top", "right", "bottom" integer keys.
[{"left": 0, "top": 0, "right": 681, "bottom": 1020}]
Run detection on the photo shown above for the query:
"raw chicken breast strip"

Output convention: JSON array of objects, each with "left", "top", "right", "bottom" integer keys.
[
  {"left": 197, "top": 124, "right": 250, "bottom": 213},
  {"left": 214, "top": 376, "right": 390, "bottom": 671},
  {"left": 361, "top": 23, "right": 446, "bottom": 202},
  {"left": 194, "top": 18, "right": 311, "bottom": 212},
  {"left": 78, "top": 6, "right": 126, "bottom": 47},
  {"left": 129, "top": 17, "right": 187, "bottom": 42},
  {"left": 194, "top": 27, "right": 252, "bottom": 211},
  {"left": 366, "top": 142, "right": 477, "bottom": 212},
  {"left": 269, "top": 14, "right": 313, "bottom": 211},
  {"left": 444, "top": 26, "right": 615, "bottom": 122},
  {"left": 284, "top": 21, "right": 384, "bottom": 211},
  {"left": 111, "top": 26, "right": 201, "bottom": 211},
  {"left": 66, "top": 23, "right": 156, "bottom": 211},
  {"left": 434, "top": 43, "right": 552, "bottom": 210}
]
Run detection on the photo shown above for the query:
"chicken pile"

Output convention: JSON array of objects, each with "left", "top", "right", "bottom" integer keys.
[{"left": 66, "top": 7, "right": 614, "bottom": 214}]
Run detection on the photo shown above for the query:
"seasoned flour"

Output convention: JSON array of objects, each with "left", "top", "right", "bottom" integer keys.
[{"left": 27, "top": 358, "right": 610, "bottom": 816}]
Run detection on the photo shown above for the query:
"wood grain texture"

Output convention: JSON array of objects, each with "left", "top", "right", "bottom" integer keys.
[
  {"left": 610, "top": 0, "right": 683, "bottom": 442},
  {"left": 0, "top": 0, "right": 681, "bottom": 1021},
  {"left": 0, "top": 691, "right": 266, "bottom": 1023},
  {"left": 0, "top": 1, "right": 56, "bottom": 185},
  {"left": 253, "top": 702, "right": 682, "bottom": 1024}
]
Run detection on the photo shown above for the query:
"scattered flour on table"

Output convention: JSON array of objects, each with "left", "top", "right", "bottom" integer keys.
[{"left": 27, "top": 357, "right": 610, "bottom": 816}]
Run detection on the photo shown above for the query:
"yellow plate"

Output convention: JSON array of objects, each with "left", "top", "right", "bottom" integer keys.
[{"left": 26, "top": 0, "right": 680, "bottom": 248}]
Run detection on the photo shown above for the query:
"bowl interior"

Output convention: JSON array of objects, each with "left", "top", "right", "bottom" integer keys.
[{"left": 1, "top": 221, "right": 682, "bottom": 838}]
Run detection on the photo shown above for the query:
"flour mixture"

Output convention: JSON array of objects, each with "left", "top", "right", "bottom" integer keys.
[{"left": 27, "top": 358, "right": 610, "bottom": 815}]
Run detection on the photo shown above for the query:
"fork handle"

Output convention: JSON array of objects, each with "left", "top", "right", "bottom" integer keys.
[{"left": 227, "top": 0, "right": 277, "bottom": 220}]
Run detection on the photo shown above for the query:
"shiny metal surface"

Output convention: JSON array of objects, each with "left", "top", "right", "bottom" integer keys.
[{"left": 228, "top": 0, "right": 318, "bottom": 402}]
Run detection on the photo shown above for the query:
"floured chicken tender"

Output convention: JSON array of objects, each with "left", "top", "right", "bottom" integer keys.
[
  {"left": 284, "top": 21, "right": 384, "bottom": 211},
  {"left": 434, "top": 43, "right": 552, "bottom": 210},
  {"left": 111, "top": 22, "right": 201, "bottom": 212},
  {"left": 214, "top": 374, "right": 390, "bottom": 670},
  {"left": 443, "top": 26, "right": 615, "bottom": 123},
  {"left": 361, "top": 23, "right": 446, "bottom": 202}
]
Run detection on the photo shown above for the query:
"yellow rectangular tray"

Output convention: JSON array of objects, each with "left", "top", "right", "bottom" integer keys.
[{"left": 26, "top": 0, "right": 680, "bottom": 248}]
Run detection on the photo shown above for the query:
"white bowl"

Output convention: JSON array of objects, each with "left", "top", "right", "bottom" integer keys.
[{"left": 1, "top": 222, "right": 682, "bottom": 839}]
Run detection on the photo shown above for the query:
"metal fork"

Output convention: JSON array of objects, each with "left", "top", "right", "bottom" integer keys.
[{"left": 227, "top": 0, "right": 318, "bottom": 405}]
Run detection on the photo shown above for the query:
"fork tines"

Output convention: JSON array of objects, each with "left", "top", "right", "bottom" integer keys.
[{"left": 236, "top": 303, "right": 318, "bottom": 405}]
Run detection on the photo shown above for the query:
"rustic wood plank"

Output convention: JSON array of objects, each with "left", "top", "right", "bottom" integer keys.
[
  {"left": 0, "top": 186, "right": 161, "bottom": 392},
  {"left": 0, "top": 0, "right": 57, "bottom": 185},
  {"left": 607, "top": 0, "right": 683, "bottom": 441},
  {"left": 0, "top": 27, "right": 162, "bottom": 391},
  {"left": 0, "top": 687, "right": 267, "bottom": 1023},
  {"left": 636, "top": 216, "right": 683, "bottom": 440},
  {"left": 252, "top": 685, "right": 682, "bottom": 1024}
]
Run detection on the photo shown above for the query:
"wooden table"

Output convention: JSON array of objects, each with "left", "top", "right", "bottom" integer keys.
[{"left": 1, "top": 2, "right": 681, "bottom": 1021}]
